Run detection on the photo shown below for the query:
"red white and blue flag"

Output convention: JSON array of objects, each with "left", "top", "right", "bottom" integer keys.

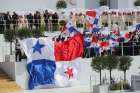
[
  {"left": 86, "top": 10, "right": 100, "bottom": 32},
  {"left": 21, "top": 33, "right": 84, "bottom": 89}
]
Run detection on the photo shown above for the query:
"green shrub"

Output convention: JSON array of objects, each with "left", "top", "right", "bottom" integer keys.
[
  {"left": 4, "top": 30, "right": 16, "bottom": 42},
  {"left": 4, "top": 27, "right": 46, "bottom": 40},
  {"left": 134, "top": 0, "right": 140, "bottom": 6},
  {"left": 52, "top": 24, "right": 59, "bottom": 32},
  {"left": 56, "top": 0, "right": 67, "bottom": 9},
  {"left": 76, "top": 23, "right": 83, "bottom": 28},
  {"left": 110, "top": 83, "right": 121, "bottom": 91},
  {"left": 109, "top": 81, "right": 130, "bottom": 90},
  {"left": 123, "top": 82, "right": 131, "bottom": 90},
  {"left": 100, "top": 0, "right": 107, "bottom": 6},
  {"left": 59, "top": 20, "right": 66, "bottom": 26},
  {"left": 16, "top": 28, "right": 32, "bottom": 39},
  {"left": 17, "top": 25, "right": 46, "bottom": 39},
  {"left": 40, "top": 24, "right": 45, "bottom": 32},
  {"left": 31, "top": 29, "right": 44, "bottom": 38},
  {"left": 4, "top": 29, "right": 16, "bottom": 55}
]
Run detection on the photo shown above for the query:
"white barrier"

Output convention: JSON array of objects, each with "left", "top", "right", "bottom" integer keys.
[
  {"left": 15, "top": 61, "right": 29, "bottom": 89},
  {"left": 93, "top": 85, "right": 109, "bottom": 93},
  {"left": 0, "top": 61, "right": 28, "bottom": 89},
  {"left": 0, "top": 56, "right": 140, "bottom": 90},
  {"left": 0, "top": 59, "right": 93, "bottom": 89},
  {"left": 0, "top": 62, "right": 15, "bottom": 80}
]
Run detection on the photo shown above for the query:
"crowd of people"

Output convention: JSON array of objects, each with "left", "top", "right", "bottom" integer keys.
[
  {"left": 0, "top": 10, "right": 90, "bottom": 33},
  {"left": 52, "top": 23, "right": 140, "bottom": 58},
  {"left": 0, "top": 10, "right": 59, "bottom": 32},
  {"left": 1, "top": 9, "right": 140, "bottom": 32},
  {"left": 83, "top": 29, "right": 140, "bottom": 58},
  {"left": 1, "top": 9, "right": 140, "bottom": 61}
]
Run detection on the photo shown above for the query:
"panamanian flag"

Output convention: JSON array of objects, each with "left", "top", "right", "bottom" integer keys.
[
  {"left": 21, "top": 33, "right": 84, "bottom": 90},
  {"left": 86, "top": 10, "right": 100, "bottom": 32}
]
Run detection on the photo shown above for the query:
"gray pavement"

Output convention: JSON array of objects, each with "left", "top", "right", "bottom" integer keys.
[{"left": 10, "top": 85, "right": 140, "bottom": 93}]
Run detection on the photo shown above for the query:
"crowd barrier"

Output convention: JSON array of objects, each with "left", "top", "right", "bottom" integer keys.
[
  {"left": 0, "top": 56, "right": 140, "bottom": 91},
  {"left": 0, "top": 16, "right": 138, "bottom": 32},
  {"left": 0, "top": 59, "right": 93, "bottom": 89}
]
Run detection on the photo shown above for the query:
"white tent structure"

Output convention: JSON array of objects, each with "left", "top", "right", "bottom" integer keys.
[{"left": 0, "top": 0, "right": 138, "bottom": 13}]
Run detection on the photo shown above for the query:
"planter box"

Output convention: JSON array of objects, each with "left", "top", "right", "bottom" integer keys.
[
  {"left": 131, "top": 75, "right": 140, "bottom": 91},
  {"left": 5, "top": 55, "right": 15, "bottom": 62},
  {"left": 93, "top": 85, "right": 109, "bottom": 93}
]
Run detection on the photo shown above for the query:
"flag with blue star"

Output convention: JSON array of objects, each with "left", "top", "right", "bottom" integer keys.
[
  {"left": 20, "top": 36, "right": 82, "bottom": 89},
  {"left": 32, "top": 40, "right": 45, "bottom": 54},
  {"left": 21, "top": 38, "right": 56, "bottom": 90}
]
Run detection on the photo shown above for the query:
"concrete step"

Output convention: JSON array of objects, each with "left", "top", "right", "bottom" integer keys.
[{"left": 0, "top": 69, "right": 22, "bottom": 93}]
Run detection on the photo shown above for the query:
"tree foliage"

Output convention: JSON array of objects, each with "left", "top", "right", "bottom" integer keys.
[
  {"left": 118, "top": 56, "right": 132, "bottom": 72},
  {"left": 16, "top": 28, "right": 32, "bottom": 39},
  {"left": 91, "top": 56, "right": 106, "bottom": 85},
  {"left": 4, "top": 29, "right": 16, "bottom": 54},
  {"left": 91, "top": 56, "right": 106, "bottom": 72},
  {"left": 104, "top": 55, "right": 119, "bottom": 84},
  {"left": 4, "top": 27, "right": 46, "bottom": 41},
  {"left": 100, "top": 0, "right": 107, "bottom": 6},
  {"left": 56, "top": 0, "right": 67, "bottom": 9},
  {"left": 104, "top": 55, "right": 119, "bottom": 70},
  {"left": 134, "top": 0, "right": 140, "bottom": 6},
  {"left": 4, "top": 30, "right": 16, "bottom": 42},
  {"left": 118, "top": 56, "right": 133, "bottom": 81}
]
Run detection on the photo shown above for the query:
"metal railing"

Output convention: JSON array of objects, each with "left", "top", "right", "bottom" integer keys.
[
  {"left": 90, "top": 74, "right": 125, "bottom": 93},
  {"left": 0, "top": 17, "right": 137, "bottom": 32},
  {"left": 0, "top": 19, "right": 61, "bottom": 33},
  {"left": 84, "top": 41, "right": 140, "bottom": 58},
  {"left": 0, "top": 40, "right": 140, "bottom": 62}
]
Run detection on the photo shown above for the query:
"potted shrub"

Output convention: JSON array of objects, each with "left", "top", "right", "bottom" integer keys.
[
  {"left": 4, "top": 30, "right": 16, "bottom": 55},
  {"left": 59, "top": 20, "right": 66, "bottom": 26},
  {"left": 118, "top": 56, "right": 133, "bottom": 82},
  {"left": 109, "top": 81, "right": 131, "bottom": 91},
  {"left": 4, "top": 29, "right": 17, "bottom": 62},
  {"left": 59, "top": 20, "right": 67, "bottom": 31},
  {"left": 56, "top": 0, "right": 67, "bottom": 9},
  {"left": 134, "top": 0, "right": 140, "bottom": 6},
  {"left": 91, "top": 56, "right": 106, "bottom": 85},
  {"left": 16, "top": 28, "right": 32, "bottom": 39},
  {"left": 91, "top": 56, "right": 109, "bottom": 93},
  {"left": 99, "top": 0, "right": 107, "bottom": 6}
]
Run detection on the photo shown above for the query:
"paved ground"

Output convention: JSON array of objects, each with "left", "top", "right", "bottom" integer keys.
[
  {"left": 110, "top": 91, "right": 140, "bottom": 93},
  {"left": 0, "top": 68, "right": 22, "bottom": 93},
  {"left": 10, "top": 85, "right": 140, "bottom": 93},
  {"left": 12, "top": 85, "right": 91, "bottom": 93}
]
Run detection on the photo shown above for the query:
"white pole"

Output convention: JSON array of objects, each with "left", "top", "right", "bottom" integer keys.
[
  {"left": 121, "top": 11, "right": 125, "bottom": 30},
  {"left": 2, "top": 46, "right": 4, "bottom": 62},
  {"left": 108, "top": 11, "right": 111, "bottom": 31},
  {"left": 90, "top": 75, "right": 92, "bottom": 93}
]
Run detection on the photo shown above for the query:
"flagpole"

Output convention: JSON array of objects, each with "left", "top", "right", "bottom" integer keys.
[
  {"left": 121, "top": 42, "right": 123, "bottom": 56},
  {"left": 88, "top": 48, "right": 90, "bottom": 58}
]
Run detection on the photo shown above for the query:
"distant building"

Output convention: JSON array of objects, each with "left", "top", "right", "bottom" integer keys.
[
  {"left": 0, "top": 0, "right": 137, "bottom": 13},
  {"left": 85, "top": 0, "right": 137, "bottom": 9},
  {"left": 109, "top": 0, "right": 136, "bottom": 9}
]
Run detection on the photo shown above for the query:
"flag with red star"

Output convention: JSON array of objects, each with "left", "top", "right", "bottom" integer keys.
[
  {"left": 55, "top": 58, "right": 81, "bottom": 87},
  {"left": 65, "top": 67, "right": 73, "bottom": 79},
  {"left": 20, "top": 33, "right": 83, "bottom": 89}
]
